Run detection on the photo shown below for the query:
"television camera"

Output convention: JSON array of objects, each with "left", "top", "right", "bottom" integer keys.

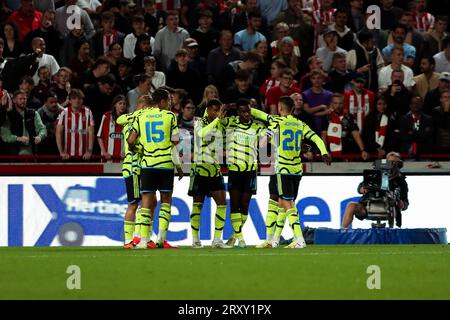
[{"left": 362, "top": 159, "right": 403, "bottom": 228}]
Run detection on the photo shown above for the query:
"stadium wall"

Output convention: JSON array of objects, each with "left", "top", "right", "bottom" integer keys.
[{"left": 0, "top": 175, "right": 449, "bottom": 246}]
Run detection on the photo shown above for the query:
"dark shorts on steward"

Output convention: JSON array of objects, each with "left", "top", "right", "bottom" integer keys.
[
  {"left": 276, "top": 173, "right": 302, "bottom": 200},
  {"left": 125, "top": 174, "right": 141, "bottom": 203},
  {"left": 188, "top": 174, "right": 225, "bottom": 197},
  {"left": 227, "top": 170, "right": 257, "bottom": 194},
  {"left": 141, "top": 167, "right": 174, "bottom": 193}
]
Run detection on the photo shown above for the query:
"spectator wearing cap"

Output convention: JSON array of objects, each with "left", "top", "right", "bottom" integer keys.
[
  {"left": 143, "top": 0, "right": 167, "bottom": 38},
  {"left": 153, "top": 10, "right": 190, "bottom": 72},
  {"left": 206, "top": 30, "right": 241, "bottom": 93},
  {"left": 7, "top": 0, "right": 42, "bottom": 41},
  {"left": 424, "top": 72, "right": 450, "bottom": 115},
  {"left": 166, "top": 49, "right": 202, "bottom": 104},
  {"left": 69, "top": 40, "right": 94, "bottom": 85},
  {"left": 272, "top": 0, "right": 315, "bottom": 60},
  {"left": 123, "top": 15, "right": 154, "bottom": 60},
  {"left": 190, "top": 10, "right": 220, "bottom": 59},
  {"left": 127, "top": 74, "right": 152, "bottom": 112},
  {"left": 222, "top": 69, "right": 261, "bottom": 113},
  {"left": 92, "top": 11, "right": 125, "bottom": 58},
  {"left": 184, "top": 38, "right": 207, "bottom": 77},
  {"left": 413, "top": 57, "right": 441, "bottom": 100},
  {"left": 271, "top": 22, "right": 301, "bottom": 58},
  {"left": 55, "top": 0, "right": 95, "bottom": 41},
  {"left": 143, "top": 56, "right": 165, "bottom": 93},
  {"left": 346, "top": 31, "right": 384, "bottom": 93},
  {"left": 433, "top": 37, "right": 450, "bottom": 74},
  {"left": 234, "top": 11, "right": 266, "bottom": 52},
  {"left": 316, "top": 29, "right": 347, "bottom": 73}
]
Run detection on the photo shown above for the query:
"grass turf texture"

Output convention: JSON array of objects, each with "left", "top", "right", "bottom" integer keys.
[{"left": 0, "top": 245, "right": 449, "bottom": 299}]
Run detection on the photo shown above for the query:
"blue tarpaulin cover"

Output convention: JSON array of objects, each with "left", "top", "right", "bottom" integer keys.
[{"left": 314, "top": 228, "right": 448, "bottom": 244}]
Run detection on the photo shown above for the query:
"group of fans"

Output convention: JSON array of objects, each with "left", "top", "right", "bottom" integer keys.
[{"left": 0, "top": 0, "right": 449, "bottom": 163}]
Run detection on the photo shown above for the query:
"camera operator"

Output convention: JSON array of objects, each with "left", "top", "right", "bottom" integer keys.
[{"left": 341, "top": 152, "right": 409, "bottom": 228}]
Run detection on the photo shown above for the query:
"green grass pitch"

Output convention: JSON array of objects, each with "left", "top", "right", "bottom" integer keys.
[{"left": 0, "top": 245, "right": 449, "bottom": 300}]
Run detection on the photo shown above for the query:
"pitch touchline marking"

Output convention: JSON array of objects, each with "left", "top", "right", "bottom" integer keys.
[{"left": 10, "top": 251, "right": 450, "bottom": 259}]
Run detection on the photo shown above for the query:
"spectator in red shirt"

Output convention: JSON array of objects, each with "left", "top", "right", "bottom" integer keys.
[
  {"left": 265, "top": 68, "right": 300, "bottom": 115},
  {"left": 7, "top": 0, "right": 43, "bottom": 41},
  {"left": 97, "top": 94, "right": 127, "bottom": 162},
  {"left": 56, "top": 89, "right": 95, "bottom": 161}
]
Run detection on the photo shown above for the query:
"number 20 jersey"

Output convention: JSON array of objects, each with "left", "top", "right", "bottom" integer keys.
[{"left": 268, "top": 115, "right": 325, "bottom": 175}]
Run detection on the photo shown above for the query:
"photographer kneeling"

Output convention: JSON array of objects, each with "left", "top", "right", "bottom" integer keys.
[{"left": 341, "top": 152, "right": 409, "bottom": 228}]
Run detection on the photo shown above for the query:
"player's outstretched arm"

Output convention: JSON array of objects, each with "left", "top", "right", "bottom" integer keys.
[
  {"left": 116, "top": 113, "right": 130, "bottom": 126},
  {"left": 305, "top": 127, "right": 331, "bottom": 165},
  {"left": 197, "top": 118, "right": 221, "bottom": 138},
  {"left": 250, "top": 107, "right": 270, "bottom": 122}
]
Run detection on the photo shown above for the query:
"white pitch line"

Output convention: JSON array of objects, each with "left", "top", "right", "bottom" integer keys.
[{"left": 7, "top": 251, "right": 450, "bottom": 259}]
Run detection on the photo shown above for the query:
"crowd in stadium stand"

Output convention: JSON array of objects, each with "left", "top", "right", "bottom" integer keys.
[{"left": 0, "top": 0, "right": 450, "bottom": 163}]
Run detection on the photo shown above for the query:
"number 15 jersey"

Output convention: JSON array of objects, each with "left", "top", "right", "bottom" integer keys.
[{"left": 131, "top": 108, "right": 179, "bottom": 169}]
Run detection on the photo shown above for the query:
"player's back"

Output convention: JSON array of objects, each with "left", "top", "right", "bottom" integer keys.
[
  {"left": 192, "top": 117, "right": 223, "bottom": 177},
  {"left": 271, "top": 115, "right": 310, "bottom": 175},
  {"left": 222, "top": 116, "right": 266, "bottom": 172},
  {"left": 133, "top": 107, "right": 179, "bottom": 169}
]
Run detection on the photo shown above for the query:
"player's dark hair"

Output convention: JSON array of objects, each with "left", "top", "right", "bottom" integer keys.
[
  {"left": 236, "top": 98, "right": 250, "bottom": 108},
  {"left": 279, "top": 96, "right": 295, "bottom": 112},
  {"left": 206, "top": 98, "right": 222, "bottom": 108},
  {"left": 152, "top": 88, "right": 170, "bottom": 103}
]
